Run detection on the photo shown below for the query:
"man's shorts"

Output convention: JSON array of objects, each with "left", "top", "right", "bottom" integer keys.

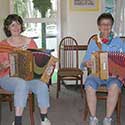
[{"left": 84, "top": 74, "right": 122, "bottom": 91}]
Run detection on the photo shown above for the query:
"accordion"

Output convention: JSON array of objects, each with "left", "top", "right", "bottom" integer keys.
[
  {"left": 91, "top": 51, "right": 125, "bottom": 85},
  {"left": 9, "top": 49, "right": 58, "bottom": 83}
]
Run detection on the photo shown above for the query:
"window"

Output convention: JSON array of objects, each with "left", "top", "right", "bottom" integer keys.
[
  {"left": 9, "top": 0, "right": 58, "bottom": 53},
  {"left": 9, "top": 0, "right": 60, "bottom": 83},
  {"left": 104, "top": 0, "right": 125, "bottom": 36}
]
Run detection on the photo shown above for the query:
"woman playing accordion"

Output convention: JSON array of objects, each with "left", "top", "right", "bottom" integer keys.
[{"left": 0, "top": 14, "right": 51, "bottom": 125}]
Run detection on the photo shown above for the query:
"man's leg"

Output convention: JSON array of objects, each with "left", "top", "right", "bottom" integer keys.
[
  {"left": 106, "top": 84, "right": 120, "bottom": 117},
  {"left": 86, "top": 86, "right": 97, "bottom": 117},
  {"left": 103, "top": 79, "right": 122, "bottom": 125},
  {"left": 84, "top": 75, "right": 100, "bottom": 125}
]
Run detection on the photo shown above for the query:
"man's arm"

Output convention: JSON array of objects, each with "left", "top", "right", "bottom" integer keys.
[{"left": 81, "top": 40, "right": 99, "bottom": 69}]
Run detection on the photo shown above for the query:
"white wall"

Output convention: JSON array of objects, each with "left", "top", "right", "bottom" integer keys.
[
  {"left": 60, "top": 0, "right": 104, "bottom": 85},
  {"left": 0, "top": 0, "right": 104, "bottom": 44},
  {"left": 0, "top": 0, "right": 9, "bottom": 40},
  {"left": 60, "top": 0, "right": 104, "bottom": 45}
]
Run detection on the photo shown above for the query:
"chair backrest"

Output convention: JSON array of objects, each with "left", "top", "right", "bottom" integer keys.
[
  {"left": 120, "top": 36, "right": 125, "bottom": 41},
  {"left": 88, "top": 34, "right": 97, "bottom": 45},
  {"left": 88, "top": 35, "right": 125, "bottom": 44},
  {"left": 59, "top": 36, "right": 79, "bottom": 69},
  {"left": 88, "top": 35, "right": 125, "bottom": 51}
]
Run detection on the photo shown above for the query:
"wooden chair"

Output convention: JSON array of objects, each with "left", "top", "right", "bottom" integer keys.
[
  {"left": 83, "top": 35, "right": 123, "bottom": 125},
  {"left": 0, "top": 88, "right": 13, "bottom": 111},
  {"left": 0, "top": 88, "right": 35, "bottom": 125},
  {"left": 56, "top": 36, "right": 83, "bottom": 98}
]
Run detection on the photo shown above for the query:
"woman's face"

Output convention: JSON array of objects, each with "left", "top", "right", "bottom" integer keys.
[
  {"left": 98, "top": 19, "right": 112, "bottom": 35},
  {"left": 8, "top": 21, "right": 21, "bottom": 36}
]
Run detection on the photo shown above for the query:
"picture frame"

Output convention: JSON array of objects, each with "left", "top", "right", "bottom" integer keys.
[{"left": 70, "top": 0, "right": 99, "bottom": 12}]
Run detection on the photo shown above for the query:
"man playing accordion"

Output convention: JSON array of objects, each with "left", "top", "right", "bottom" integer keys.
[{"left": 81, "top": 13, "right": 124, "bottom": 125}]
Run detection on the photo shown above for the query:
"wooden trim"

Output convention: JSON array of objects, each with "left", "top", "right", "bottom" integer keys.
[
  {"left": 78, "top": 45, "right": 88, "bottom": 50},
  {"left": 64, "top": 45, "right": 88, "bottom": 51}
]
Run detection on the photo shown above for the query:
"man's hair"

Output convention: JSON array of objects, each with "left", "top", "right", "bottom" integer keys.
[
  {"left": 4, "top": 14, "right": 24, "bottom": 37},
  {"left": 97, "top": 13, "right": 114, "bottom": 26}
]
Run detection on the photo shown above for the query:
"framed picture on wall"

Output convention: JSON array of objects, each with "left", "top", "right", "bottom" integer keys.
[
  {"left": 70, "top": 0, "right": 99, "bottom": 11},
  {"left": 104, "top": 0, "right": 115, "bottom": 14}
]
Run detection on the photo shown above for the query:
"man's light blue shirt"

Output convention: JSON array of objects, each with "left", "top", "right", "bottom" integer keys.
[{"left": 80, "top": 37, "right": 124, "bottom": 69}]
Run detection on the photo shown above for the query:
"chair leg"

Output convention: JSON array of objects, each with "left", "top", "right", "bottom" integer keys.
[
  {"left": 9, "top": 100, "right": 13, "bottom": 111},
  {"left": 0, "top": 102, "right": 1, "bottom": 124},
  {"left": 29, "top": 94, "right": 35, "bottom": 125},
  {"left": 56, "top": 76, "right": 60, "bottom": 98},
  {"left": 76, "top": 80, "right": 78, "bottom": 85},
  {"left": 8, "top": 95, "right": 13, "bottom": 111},
  {"left": 31, "top": 94, "right": 35, "bottom": 112},
  {"left": 58, "top": 78, "right": 61, "bottom": 91},
  {"left": 80, "top": 76, "right": 83, "bottom": 98},
  {"left": 4, "top": 95, "right": 13, "bottom": 112},
  {"left": 116, "top": 94, "right": 121, "bottom": 125}
]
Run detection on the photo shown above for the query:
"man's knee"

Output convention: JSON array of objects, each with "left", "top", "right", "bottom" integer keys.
[
  {"left": 109, "top": 83, "right": 120, "bottom": 91},
  {"left": 86, "top": 86, "right": 96, "bottom": 95},
  {"left": 108, "top": 83, "right": 121, "bottom": 96}
]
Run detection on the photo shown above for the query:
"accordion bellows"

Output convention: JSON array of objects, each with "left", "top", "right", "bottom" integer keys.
[
  {"left": 9, "top": 49, "right": 58, "bottom": 83},
  {"left": 91, "top": 51, "right": 125, "bottom": 85},
  {"left": 33, "top": 52, "right": 51, "bottom": 75},
  {"left": 108, "top": 52, "right": 125, "bottom": 85}
]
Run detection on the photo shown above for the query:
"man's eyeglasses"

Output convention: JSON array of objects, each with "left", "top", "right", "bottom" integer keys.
[{"left": 100, "top": 23, "right": 112, "bottom": 27}]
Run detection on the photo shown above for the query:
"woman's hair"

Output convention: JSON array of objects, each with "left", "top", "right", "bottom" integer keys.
[
  {"left": 97, "top": 13, "right": 114, "bottom": 26},
  {"left": 4, "top": 14, "right": 24, "bottom": 37}
]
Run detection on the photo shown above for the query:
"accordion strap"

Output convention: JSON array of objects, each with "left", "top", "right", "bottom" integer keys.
[
  {"left": 0, "top": 45, "right": 17, "bottom": 53},
  {"left": 91, "top": 34, "right": 102, "bottom": 51}
]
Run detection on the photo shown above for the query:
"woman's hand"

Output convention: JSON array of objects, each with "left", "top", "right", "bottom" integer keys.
[{"left": 0, "top": 61, "right": 10, "bottom": 71}]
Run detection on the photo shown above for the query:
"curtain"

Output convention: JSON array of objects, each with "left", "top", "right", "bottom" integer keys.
[{"left": 114, "top": 0, "right": 125, "bottom": 36}]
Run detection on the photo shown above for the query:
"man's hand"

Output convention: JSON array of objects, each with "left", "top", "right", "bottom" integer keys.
[{"left": 85, "top": 60, "right": 93, "bottom": 68}]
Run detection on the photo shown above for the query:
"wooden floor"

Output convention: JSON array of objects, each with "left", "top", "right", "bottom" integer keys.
[{"left": 0, "top": 84, "right": 125, "bottom": 125}]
